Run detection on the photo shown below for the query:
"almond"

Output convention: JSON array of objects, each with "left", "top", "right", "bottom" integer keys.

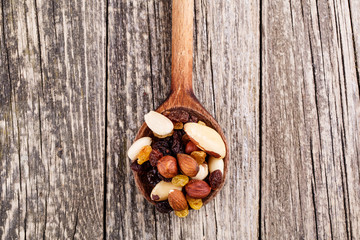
[
  {"left": 185, "top": 180, "right": 211, "bottom": 199},
  {"left": 127, "top": 137, "right": 152, "bottom": 160},
  {"left": 177, "top": 153, "right": 199, "bottom": 177},
  {"left": 208, "top": 156, "right": 224, "bottom": 174},
  {"left": 157, "top": 155, "right": 178, "bottom": 178},
  {"left": 192, "top": 163, "right": 208, "bottom": 180},
  {"left": 145, "top": 111, "right": 174, "bottom": 136},
  {"left": 184, "top": 122, "right": 226, "bottom": 158},
  {"left": 150, "top": 181, "right": 182, "bottom": 201},
  {"left": 168, "top": 189, "right": 188, "bottom": 211}
]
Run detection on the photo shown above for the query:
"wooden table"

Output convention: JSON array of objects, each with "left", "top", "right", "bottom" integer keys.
[{"left": 1, "top": 0, "right": 360, "bottom": 239}]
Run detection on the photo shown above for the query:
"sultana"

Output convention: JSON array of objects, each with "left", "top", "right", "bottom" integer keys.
[
  {"left": 171, "top": 175, "right": 189, "bottom": 187},
  {"left": 186, "top": 195, "right": 203, "bottom": 210},
  {"left": 137, "top": 145, "right": 152, "bottom": 165}
]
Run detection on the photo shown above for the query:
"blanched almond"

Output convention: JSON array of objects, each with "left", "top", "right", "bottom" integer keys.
[
  {"left": 145, "top": 111, "right": 174, "bottom": 136},
  {"left": 184, "top": 123, "right": 226, "bottom": 158},
  {"left": 150, "top": 181, "right": 182, "bottom": 201},
  {"left": 127, "top": 137, "right": 152, "bottom": 161},
  {"left": 192, "top": 163, "right": 208, "bottom": 180},
  {"left": 208, "top": 156, "right": 224, "bottom": 174}
]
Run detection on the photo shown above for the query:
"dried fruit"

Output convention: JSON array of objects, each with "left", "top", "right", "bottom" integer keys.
[
  {"left": 186, "top": 195, "right": 203, "bottom": 210},
  {"left": 184, "top": 123, "right": 226, "bottom": 158},
  {"left": 174, "top": 207, "right": 189, "bottom": 218},
  {"left": 198, "top": 121, "right": 206, "bottom": 126},
  {"left": 192, "top": 163, "right": 208, "bottom": 180},
  {"left": 155, "top": 201, "right": 173, "bottom": 213},
  {"left": 173, "top": 122, "right": 184, "bottom": 130},
  {"left": 189, "top": 114, "right": 198, "bottom": 123},
  {"left": 149, "top": 149, "right": 163, "bottom": 167},
  {"left": 131, "top": 161, "right": 151, "bottom": 174},
  {"left": 209, "top": 170, "right": 222, "bottom": 190},
  {"left": 182, "top": 134, "right": 190, "bottom": 143},
  {"left": 158, "top": 173, "right": 173, "bottom": 182},
  {"left": 137, "top": 145, "right": 152, "bottom": 165},
  {"left": 127, "top": 137, "right": 152, "bottom": 160},
  {"left": 151, "top": 181, "right": 182, "bottom": 201},
  {"left": 171, "top": 131, "right": 184, "bottom": 155},
  {"left": 185, "top": 141, "right": 200, "bottom": 154},
  {"left": 172, "top": 175, "right": 189, "bottom": 187},
  {"left": 157, "top": 156, "right": 178, "bottom": 178},
  {"left": 208, "top": 156, "right": 224, "bottom": 174},
  {"left": 177, "top": 154, "right": 199, "bottom": 177},
  {"left": 185, "top": 180, "right": 211, "bottom": 199},
  {"left": 130, "top": 161, "right": 142, "bottom": 172},
  {"left": 168, "top": 189, "right": 188, "bottom": 211},
  {"left": 152, "top": 140, "right": 171, "bottom": 156},
  {"left": 147, "top": 168, "right": 162, "bottom": 187},
  {"left": 145, "top": 111, "right": 174, "bottom": 136},
  {"left": 166, "top": 110, "right": 189, "bottom": 122},
  {"left": 190, "top": 151, "right": 206, "bottom": 164}
]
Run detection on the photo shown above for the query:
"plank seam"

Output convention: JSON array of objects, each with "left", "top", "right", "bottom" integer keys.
[
  {"left": 104, "top": 0, "right": 109, "bottom": 238},
  {"left": 258, "top": 0, "right": 263, "bottom": 238}
]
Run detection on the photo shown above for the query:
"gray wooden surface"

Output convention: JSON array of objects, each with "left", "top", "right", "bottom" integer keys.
[{"left": 0, "top": 0, "right": 359, "bottom": 239}]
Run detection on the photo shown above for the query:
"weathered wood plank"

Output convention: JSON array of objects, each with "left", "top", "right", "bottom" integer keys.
[
  {"left": 261, "top": 0, "right": 360, "bottom": 239},
  {"left": 106, "top": 0, "right": 260, "bottom": 239},
  {"left": 0, "top": 0, "right": 106, "bottom": 238}
]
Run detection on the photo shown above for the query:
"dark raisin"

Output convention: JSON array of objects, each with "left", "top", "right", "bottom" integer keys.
[
  {"left": 130, "top": 161, "right": 150, "bottom": 174},
  {"left": 130, "top": 161, "right": 142, "bottom": 172},
  {"left": 158, "top": 172, "right": 172, "bottom": 182},
  {"left": 147, "top": 168, "right": 161, "bottom": 187},
  {"left": 155, "top": 201, "right": 173, "bottom": 213},
  {"left": 189, "top": 114, "right": 199, "bottom": 122},
  {"left": 209, "top": 170, "right": 223, "bottom": 190},
  {"left": 171, "top": 131, "right": 184, "bottom": 155},
  {"left": 149, "top": 149, "right": 163, "bottom": 166},
  {"left": 152, "top": 140, "right": 171, "bottom": 156},
  {"left": 166, "top": 110, "right": 189, "bottom": 122}
]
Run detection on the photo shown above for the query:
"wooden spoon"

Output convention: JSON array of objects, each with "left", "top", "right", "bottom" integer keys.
[{"left": 133, "top": 0, "right": 228, "bottom": 205}]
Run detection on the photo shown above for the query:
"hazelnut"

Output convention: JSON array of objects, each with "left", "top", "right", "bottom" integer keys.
[
  {"left": 185, "top": 141, "right": 200, "bottom": 154},
  {"left": 157, "top": 156, "right": 178, "bottom": 178},
  {"left": 177, "top": 154, "right": 199, "bottom": 177}
]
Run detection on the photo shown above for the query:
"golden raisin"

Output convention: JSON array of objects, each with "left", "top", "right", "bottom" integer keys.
[
  {"left": 190, "top": 151, "right": 207, "bottom": 164},
  {"left": 186, "top": 195, "right": 203, "bottom": 210},
  {"left": 137, "top": 145, "right": 152, "bottom": 165},
  {"left": 198, "top": 121, "right": 206, "bottom": 126},
  {"left": 173, "top": 122, "right": 184, "bottom": 130},
  {"left": 174, "top": 206, "right": 189, "bottom": 218},
  {"left": 171, "top": 175, "right": 189, "bottom": 187},
  {"left": 153, "top": 131, "right": 173, "bottom": 139}
]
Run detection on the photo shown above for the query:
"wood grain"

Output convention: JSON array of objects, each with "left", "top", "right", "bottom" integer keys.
[
  {"left": 1, "top": 0, "right": 359, "bottom": 239},
  {"left": 106, "top": 0, "right": 260, "bottom": 239},
  {"left": 0, "top": 0, "right": 106, "bottom": 238},
  {"left": 261, "top": 0, "right": 360, "bottom": 239}
]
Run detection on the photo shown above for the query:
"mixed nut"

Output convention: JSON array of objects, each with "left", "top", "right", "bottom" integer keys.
[{"left": 127, "top": 109, "right": 226, "bottom": 218}]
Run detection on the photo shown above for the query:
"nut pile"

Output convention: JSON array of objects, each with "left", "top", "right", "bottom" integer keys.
[{"left": 127, "top": 109, "right": 226, "bottom": 218}]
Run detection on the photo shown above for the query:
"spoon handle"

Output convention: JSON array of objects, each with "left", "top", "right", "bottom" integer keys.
[{"left": 171, "top": 0, "right": 194, "bottom": 94}]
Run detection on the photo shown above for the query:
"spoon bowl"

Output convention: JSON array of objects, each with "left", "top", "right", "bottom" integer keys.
[{"left": 133, "top": 0, "right": 228, "bottom": 206}]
